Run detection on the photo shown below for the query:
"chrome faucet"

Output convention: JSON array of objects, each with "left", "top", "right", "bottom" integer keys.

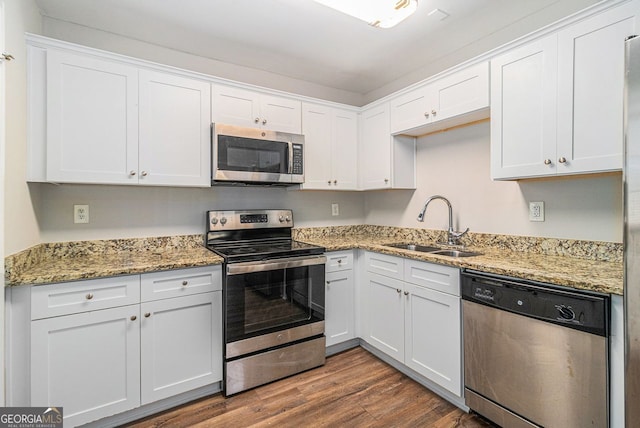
[{"left": 417, "top": 195, "right": 469, "bottom": 246}]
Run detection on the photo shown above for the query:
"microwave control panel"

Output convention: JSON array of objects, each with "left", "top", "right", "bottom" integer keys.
[{"left": 292, "top": 144, "right": 303, "bottom": 175}]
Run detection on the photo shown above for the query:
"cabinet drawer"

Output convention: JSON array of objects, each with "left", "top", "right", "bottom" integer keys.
[
  {"left": 325, "top": 251, "right": 354, "bottom": 272},
  {"left": 404, "top": 260, "right": 460, "bottom": 296},
  {"left": 141, "top": 266, "right": 222, "bottom": 301},
  {"left": 31, "top": 275, "right": 140, "bottom": 320},
  {"left": 365, "top": 252, "right": 404, "bottom": 280}
]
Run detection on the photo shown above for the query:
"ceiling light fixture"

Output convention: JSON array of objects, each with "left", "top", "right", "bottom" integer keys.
[{"left": 312, "top": 0, "right": 418, "bottom": 29}]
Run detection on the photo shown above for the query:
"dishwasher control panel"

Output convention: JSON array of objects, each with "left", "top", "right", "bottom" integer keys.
[{"left": 462, "top": 270, "right": 609, "bottom": 337}]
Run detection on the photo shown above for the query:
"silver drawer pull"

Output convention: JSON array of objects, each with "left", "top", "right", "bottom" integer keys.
[
  {"left": 144, "top": 312, "right": 151, "bottom": 318},
  {"left": 130, "top": 315, "right": 137, "bottom": 321},
  {"left": 396, "top": 288, "right": 402, "bottom": 294},
  {"left": 182, "top": 280, "right": 188, "bottom": 286},
  {"left": 404, "top": 291, "right": 409, "bottom": 296},
  {"left": 86, "top": 293, "right": 94, "bottom": 300}
]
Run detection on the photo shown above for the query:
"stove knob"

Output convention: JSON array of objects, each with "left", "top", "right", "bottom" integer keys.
[
  {"left": 285, "top": 216, "right": 291, "bottom": 223},
  {"left": 211, "top": 218, "right": 218, "bottom": 225},
  {"left": 279, "top": 215, "right": 285, "bottom": 223},
  {"left": 220, "top": 217, "right": 227, "bottom": 226}
]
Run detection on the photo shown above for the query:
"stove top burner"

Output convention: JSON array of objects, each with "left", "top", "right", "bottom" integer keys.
[{"left": 208, "top": 239, "right": 324, "bottom": 262}]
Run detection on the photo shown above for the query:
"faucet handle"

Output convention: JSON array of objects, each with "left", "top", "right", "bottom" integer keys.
[{"left": 449, "top": 228, "right": 470, "bottom": 245}]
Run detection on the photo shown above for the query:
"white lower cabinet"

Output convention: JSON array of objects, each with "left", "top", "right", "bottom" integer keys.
[
  {"left": 141, "top": 292, "right": 222, "bottom": 404},
  {"left": 31, "top": 305, "right": 141, "bottom": 427},
  {"left": 325, "top": 251, "right": 355, "bottom": 346},
  {"left": 363, "top": 252, "right": 462, "bottom": 396},
  {"left": 26, "top": 266, "right": 222, "bottom": 427}
]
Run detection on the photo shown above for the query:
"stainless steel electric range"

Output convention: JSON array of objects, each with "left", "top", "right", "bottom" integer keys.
[{"left": 205, "top": 209, "right": 326, "bottom": 396}]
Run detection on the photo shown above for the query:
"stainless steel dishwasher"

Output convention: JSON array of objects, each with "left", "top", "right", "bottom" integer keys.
[{"left": 461, "top": 270, "right": 609, "bottom": 428}]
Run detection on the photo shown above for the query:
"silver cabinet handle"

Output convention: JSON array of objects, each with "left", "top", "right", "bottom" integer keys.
[
  {"left": 141, "top": 171, "right": 148, "bottom": 177},
  {"left": 333, "top": 180, "right": 337, "bottom": 184},
  {"left": 130, "top": 315, "right": 137, "bottom": 321},
  {"left": 327, "top": 180, "right": 332, "bottom": 185},
  {"left": 254, "top": 117, "right": 260, "bottom": 123},
  {"left": 262, "top": 119, "right": 267, "bottom": 125},
  {"left": 396, "top": 288, "right": 402, "bottom": 294},
  {"left": 144, "top": 312, "right": 151, "bottom": 318},
  {"left": 424, "top": 112, "right": 429, "bottom": 118},
  {"left": 2, "top": 53, "right": 14, "bottom": 61},
  {"left": 431, "top": 109, "right": 437, "bottom": 116},
  {"left": 544, "top": 159, "right": 552, "bottom": 165},
  {"left": 182, "top": 280, "right": 188, "bottom": 286},
  {"left": 86, "top": 293, "right": 94, "bottom": 300},
  {"left": 337, "top": 259, "right": 342, "bottom": 264},
  {"left": 558, "top": 157, "right": 567, "bottom": 164},
  {"left": 404, "top": 291, "right": 409, "bottom": 296},
  {"left": 129, "top": 170, "right": 136, "bottom": 176},
  {"left": 326, "top": 281, "right": 331, "bottom": 285},
  {"left": 384, "top": 178, "right": 389, "bottom": 184}
]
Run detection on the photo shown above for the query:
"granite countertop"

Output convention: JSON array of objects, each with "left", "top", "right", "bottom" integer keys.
[
  {"left": 5, "top": 227, "right": 623, "bottom": 295},
  {"left": 5, "top": 235, "right": 223, "bottom": 287},
  {"left": 294, "top": 229, "right": 623, "bottom": 296}
]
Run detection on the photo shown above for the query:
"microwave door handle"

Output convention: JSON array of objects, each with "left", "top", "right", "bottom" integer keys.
[{"left": 288, "top": 141, "right": 294, "bottom": 174}]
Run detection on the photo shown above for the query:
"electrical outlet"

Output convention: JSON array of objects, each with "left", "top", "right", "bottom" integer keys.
[
  {"left": 529, "top": 201, "right": 544, "bottom": 222},
  {"left": 74, "top": 205, "right": 89, "bottom": 224},
  {"left": 331, "top": 203, "right": 340, "bottom": 216}
]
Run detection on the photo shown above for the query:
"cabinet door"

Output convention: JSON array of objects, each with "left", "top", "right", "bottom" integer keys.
[
  {"left": 139, "top": 70, "right": 211, "bottom": 186},
  {"left": 260, "top": 94, "right": 302, "bottom": 134},
  {"left": 364, "top": 271, "right": 404, "bottom": 362},
  {"left": 212, "top": 85, "right": 260, "bottom": 128},
  {"left": 405, "top": 283, "right": 461, "bottom": 396},
  {"left": 359, "top": 104, "right": 392, "bottom": 189},
  {"left": 46, "top": 50, "right": 139, "bottom": 184},
  {"left": 301, "top": 103, "right": 333, "bottom": 189},
  {"left": 31, "top": 305, "right": 141, "bottom": 427},
  {"left": 332, "top": 109, "right": 359, "bottom": 190},
  {"left": 433, "top": 62, "right": 489, "bottom": 123},
  {"left": 557, "top": 4, "right": 636, "bottom": 174},
  {"left": 490, "top": 36, "right": 558, "bottom": 180},
  {"left": 325, "top": 269, "right": 355, "bottom": 347},
  {"left": 389, "top": 86, "right": 431, "bottom": 134},
  {"left": 140, "top": 292, "right": 222, "bottom": 404}
]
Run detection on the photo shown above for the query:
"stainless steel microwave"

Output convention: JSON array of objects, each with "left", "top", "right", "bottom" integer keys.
[{"left": 211, "top": 123, "right": 304, "bottom": 186}]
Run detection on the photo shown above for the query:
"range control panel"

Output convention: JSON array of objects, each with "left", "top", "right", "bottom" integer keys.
[{"left": 207, "top": 209, "right": 293, "bottom": 231}]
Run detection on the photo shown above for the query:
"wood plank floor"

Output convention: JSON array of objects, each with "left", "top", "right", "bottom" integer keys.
[{"left": 125, "top": 347, "right": 496, "bottom": 428}]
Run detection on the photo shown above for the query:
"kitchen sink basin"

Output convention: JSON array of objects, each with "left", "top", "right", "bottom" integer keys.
[
  {"left": 385, "top": 243, "right": 441, "bottom": 252},
  {"left": 383, "top": 243, "right": 481, "bottom": 258},
  {"left": 430, "top": 249, "right": 482, "bottom": 258}
]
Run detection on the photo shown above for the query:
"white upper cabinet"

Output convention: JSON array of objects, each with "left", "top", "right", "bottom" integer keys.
[
  {"left": 301, "top": 103, "right": 358, "bottom": 190},
  {"left": 46, "top": 50, "right": 139, "bottom": 184},
  {"left": 38, "top": 48, "right": 212, "bottom": 187},
  {"left": 492, "top": 2, "right": 636, "bottom": 180},
  {"left": 556, "top": 4, "right": 636, "bottom": 175},
  {"left": 359, "top": 103, "right": 416, "bottom": 190},
  {"left": 490, "top": 36, "right": 559, "bottom": 180},
  {"left": 212, "top": 85, "right": 302, "bottom": 134},
  {"left": 139, "top": 70, "right": 211, "bottom": 186},
  {"left": 359, "top": 104, "right": 393, "bottom": 190},
  {"left": 390, "top": 62, "right": 489, "bottom": 136}
]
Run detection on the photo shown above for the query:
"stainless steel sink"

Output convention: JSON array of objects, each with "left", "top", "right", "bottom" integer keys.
[
  {"left": 430, "top": 249, "right": 482, "bottom": 258},
  {"left": 385, "top": 243, "right": 441, "bottom": 253},
  {"left": 383, "top": 243, "right": 481, "bottom": 258}
]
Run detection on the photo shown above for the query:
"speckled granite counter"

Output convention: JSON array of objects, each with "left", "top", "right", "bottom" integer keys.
[
  {"left": 5, "top": 227, "right": 623, "bottom": 295},
  {"left": 5, "top": 235, "right": 222, "bottom": 286},
  {"left": 293, "top": 226, "right": 623, "bottom": 295}
]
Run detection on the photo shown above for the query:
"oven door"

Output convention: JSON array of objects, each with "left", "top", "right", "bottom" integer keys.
[{"left": 224, "top": 255, "right": 326, "bottom": 356}]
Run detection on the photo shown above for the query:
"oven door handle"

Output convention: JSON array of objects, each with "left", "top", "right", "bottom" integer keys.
[{"left": 227, "top": 255, "right": 327, "bottom": 275}]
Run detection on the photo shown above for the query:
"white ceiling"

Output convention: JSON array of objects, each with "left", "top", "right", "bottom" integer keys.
[{"left": 33, "top": 0, "right": 600, "bottom": 99}]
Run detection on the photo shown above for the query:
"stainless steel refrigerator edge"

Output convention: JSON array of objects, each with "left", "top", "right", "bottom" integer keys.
[{"left": 625, "top": 34, "right": 640, "bottom": 427}]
